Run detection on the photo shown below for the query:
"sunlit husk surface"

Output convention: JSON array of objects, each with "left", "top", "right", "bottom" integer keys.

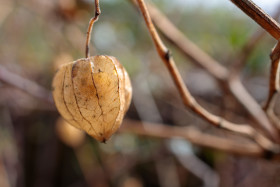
[{"left": 52, "top": 55, "right": 132, "bottom": 142}]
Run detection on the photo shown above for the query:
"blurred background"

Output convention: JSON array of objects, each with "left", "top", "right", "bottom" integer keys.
[{"left": 1, "top": 0, "right": 280, "bottom": 186}]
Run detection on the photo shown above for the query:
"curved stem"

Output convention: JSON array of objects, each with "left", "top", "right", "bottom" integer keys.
[
  {"left": 135, "top": 0, "right": 279, "bottom": 152},
  {"left": 263, "top": 42, "right": 280, "bottom": 130},
  {"left": 264, "top": 41, "right": 280, "bottom": 111},
  {"left": 131, "top": 0, "right": 278, "bottom": 140},
  {"left": 85, "top": 0, "right": 101, "bottom": 58}
]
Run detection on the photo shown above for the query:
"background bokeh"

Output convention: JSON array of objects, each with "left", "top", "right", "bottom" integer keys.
[{"left": 1, "top": 0, "right": 280, "bottom": 186}]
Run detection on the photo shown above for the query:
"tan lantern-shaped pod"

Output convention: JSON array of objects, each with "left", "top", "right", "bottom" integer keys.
[
  {"left": 52, "top": 56, "right": 132, "bottom": 143},
  {"left": 52, "top": 1, "right": 132, "bottom": 143}
]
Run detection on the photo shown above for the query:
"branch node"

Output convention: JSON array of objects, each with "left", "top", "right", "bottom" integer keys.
[
  {"left": 95, "top": 11, "right": 101, "bottom": 17},
  {"left": 164, "top": 49, "right": 172, "bottom": 61}
]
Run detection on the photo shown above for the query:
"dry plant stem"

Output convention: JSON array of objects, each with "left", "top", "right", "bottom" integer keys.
[
  {"left": 85, "top": 0, "right": 100, "bottom": 58},
  {"left": 143, "top": 1, "right": 228, "bottom": 81},
  {"left": 230, "top": 0, "right": 280, "bottom": 40},
  {"left": 230, "top": 9, "right": 280, "bottom": 130},
  {"left": 264, "top": 42, "right": 280, "bottom": 111},
  {"left": 139, "top": 1, "right": 277, "bottom": 140},
  {"left": 228, "top": 77, "right": 278, "bottom": 140},
  {"left": 121, "top": 119, "right": 264, "bottom": 156},
  {"left": 135, "top": 0, "right": 278, "bottom": 152}
]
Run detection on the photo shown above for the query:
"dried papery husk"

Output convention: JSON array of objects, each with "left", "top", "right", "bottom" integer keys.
[
  {"left": 55, "top": 117, "right": 85, "bottom": 148},
  {"left": 52, "top": 55, "right": 132, "bottom": 142}
]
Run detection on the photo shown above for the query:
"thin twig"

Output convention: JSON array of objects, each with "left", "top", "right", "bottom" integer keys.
[
  {"left": 229, "top": 7, "right": 280, "bottom": 131},
  {"left": 227, "top": 77, "right": 278, "bottom": 139},
  {"left": 142, "top": 1, "right": 228, "bottom": 82},
  {"left": 134, "top": 0, "right": 278, "bottom": 140},
  {"left": 263, "top": 42, "right": 280, "bottom": 111},
  {"left": 264, "top": 42, "right": 280, "bottom": 110},
  {"left": 134, "top": 0, "right": 279, "bottom": 152},
  {"left": 230, "top": 0, "right": 280, "bottom": 40},
  {"left": 85, "top": 0, "right": 101, "bottom": 58},
  {"left": 121, "top": 119, "right": 264, "bottom": 156},
  {"left": 263, "top": 42, "right": 280, "bottom": 129}
]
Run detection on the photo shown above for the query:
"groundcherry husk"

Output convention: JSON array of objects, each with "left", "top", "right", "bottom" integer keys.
[{"left": 52, "top": 55, "right": 132, "bottom": 142}]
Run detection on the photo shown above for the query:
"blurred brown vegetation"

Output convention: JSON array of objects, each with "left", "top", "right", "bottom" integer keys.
[{"left": 1, "top": 0, "right": 280, "bottom": 187}]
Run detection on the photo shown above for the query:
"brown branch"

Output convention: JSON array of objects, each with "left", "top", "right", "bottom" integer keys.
[
  {"left": 134, "top": 0, "right": 279, "bottom": 152},
  {"left": 85, "top": 0, "right": 101, "bottom": 58},
  {"left": 143, "top": 1, "right": 228, "bottom": 82},
  {"left": 230, "top": 0, "right": 280, "bottom": 40},
  {"left": 263, "top": 42, "right": 280, "bottom": 129},
  {"left": 264, "top": 42, "right": 280, "bottom": 111},
  {"left": 229, "top": 7, "right": 280, "bottom": 131},
  {"left": 0, "top": 65, "right": 54, "bottom": 106},
  {"left": 121, "top": 119, "right": 264, "bottom": 156},
  {"left": 136, "top": 0, "right": 276, "bottom": 140},
  {"left": 131, "top": 0, "right": 278, "bottom": 141},
  {"left": 227, "top": 77, "right": 277, "bottom": 139}
]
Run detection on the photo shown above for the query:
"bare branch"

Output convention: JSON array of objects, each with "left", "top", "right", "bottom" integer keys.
[
  {"left": 262, "top": 42, "right": 280, "bottom": 130},
  {"left": 230, "top": 0, "right": 280, "bottom": 40},
  {"left": 227, "top": 77, "right": 278, "bottom": 140},
  {"left": 135, "top": 0, "right": 276, "bottom": 140},
  {"left": 134, "top": 0, "right": 279, "bottom": 152},
  {"left": 85, "top": 0, "right": 101, "bottom": 58},
  {"left": 142, "top": 1, "right": 228, "bottom": 82},
  {"left": 264, "top": 42, "right": 280, "bottom": 111},
  {"left": 131, "top": 0, "right": 278, "bottom": 141},
  {"left": 121, "top": 119, "right": 264, "bottom": 156}
]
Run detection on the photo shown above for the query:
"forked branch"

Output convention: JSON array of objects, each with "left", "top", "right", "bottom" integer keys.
[
  {"left": 85, "top": 0, "right": 101, "bottom": 58},
  {"left": 132, "top": 0, "right": 278, "bottom": 140},
  {"left": 135, "top": 0, "right": 279, "bottom": 152}
]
